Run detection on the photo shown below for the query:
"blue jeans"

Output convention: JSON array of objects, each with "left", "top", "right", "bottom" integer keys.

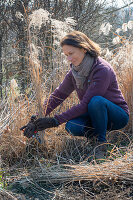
[{"left": 65, "top": 96, "right": 129, "bottom": 142}]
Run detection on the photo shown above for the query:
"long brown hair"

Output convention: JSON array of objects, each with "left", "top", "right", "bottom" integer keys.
[{"left": 60, "top": 31, "right": 101, "bottom": 58}]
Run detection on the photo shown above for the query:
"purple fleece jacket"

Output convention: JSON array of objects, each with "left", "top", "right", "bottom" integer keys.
[{"left": 43, "top": 57, "right": 129, "bottom": 124}]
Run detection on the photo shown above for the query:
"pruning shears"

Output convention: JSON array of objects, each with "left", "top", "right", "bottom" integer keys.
[{"left": 20, "top": 115, "right": 42, "bottom": 144}]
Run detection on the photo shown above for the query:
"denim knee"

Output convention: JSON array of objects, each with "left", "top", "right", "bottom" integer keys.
[
  {"left": 88, "top": 96, "right": 104, "bottom": 112},
  {"left": 65, "top": 120, "right": 85, "bottom": 136}
]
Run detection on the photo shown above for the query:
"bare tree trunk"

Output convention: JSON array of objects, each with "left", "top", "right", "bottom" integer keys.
[
  {"left": 11, "top": 0, "right": 29, "bottom": 92},
  {"left": 18, "top": 25, "right": 27, "bottom": 91},
  {"left": 0, "top": 36, "right": 3, "bottom": 99}
]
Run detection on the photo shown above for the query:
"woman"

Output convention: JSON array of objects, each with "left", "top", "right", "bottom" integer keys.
[{"left": 22, "top": 31, "right": 129, "bottom": 158}]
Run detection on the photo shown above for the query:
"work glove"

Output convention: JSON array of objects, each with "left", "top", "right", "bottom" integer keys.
[
  {"left": 20, "top": 115, "right": 37, "bottom": 138},
  {"left": 20, "top": 122, "right": 36, "bottom": 138},
  {"left": 35, "top": 117, "right": 59, "bottom": 131}
]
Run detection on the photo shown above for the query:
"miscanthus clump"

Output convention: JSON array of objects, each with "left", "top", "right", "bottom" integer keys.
[
  {"left": 99, "top": 17, "right": 133, "bottom": 134},
  {"left": 29, "top": 8, "right": 76, "bottom": 47}
]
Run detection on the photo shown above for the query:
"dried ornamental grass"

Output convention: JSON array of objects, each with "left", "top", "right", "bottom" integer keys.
[
  {"left": 0, "top": 91, "right": 37, "bottom": 164},
  {"left": 110, "top": 42, "right": 133, "bottom": 133}
]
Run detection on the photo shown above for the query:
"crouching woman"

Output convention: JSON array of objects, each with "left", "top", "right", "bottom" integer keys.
[{"left": 21, "top": 31, "right": 129, "bottom": 159}]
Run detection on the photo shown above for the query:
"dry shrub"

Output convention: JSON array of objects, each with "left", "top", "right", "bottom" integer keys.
[
  {"left": 43, "top": 129, "right": 91, "bottom": 163},
  {"left": 0, "top": 94, "right": 37, "bottom": 165},
  {"left": 0, "top": 127, "right": 26, "bottom": 165}
]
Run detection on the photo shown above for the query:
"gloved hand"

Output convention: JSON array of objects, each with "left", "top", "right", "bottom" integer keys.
[
  {"left": 20, "top": 122, "right": 36, "bottom": 138},
  {"left": 20, "top": 115, "right": 37, "bottom": 138},
  {"left": 35, "top": 117, "right": 59, "bottom": 131}
]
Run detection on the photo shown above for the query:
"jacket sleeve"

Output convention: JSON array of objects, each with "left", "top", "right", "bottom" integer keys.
[
  {"left": 44, "top": 70, "right": 75, "bottom": 116},
  {"left": 54, "top": 66, "right": 111, "bottom": 124}
]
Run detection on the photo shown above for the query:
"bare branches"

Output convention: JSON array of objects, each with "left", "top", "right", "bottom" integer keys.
[{"left": 103, "top": 1, "right": 133, "bottom": 15}]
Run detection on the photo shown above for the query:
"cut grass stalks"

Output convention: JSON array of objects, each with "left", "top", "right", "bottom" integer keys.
[{"left": 8, "top": 145, "right": 133, "bottom": 186}]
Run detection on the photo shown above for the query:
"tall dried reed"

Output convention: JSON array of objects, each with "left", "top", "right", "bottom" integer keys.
[{"left": 111, "top": 42, "right": 133, "bottom": 134}]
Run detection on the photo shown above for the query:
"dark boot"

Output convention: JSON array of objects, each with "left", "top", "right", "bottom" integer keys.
[
  {"left": 87, "top": 141, "right": 107, "bottom": 162},
  {"left": 93, "top": 142, "right": 107, "bottom": 160}
]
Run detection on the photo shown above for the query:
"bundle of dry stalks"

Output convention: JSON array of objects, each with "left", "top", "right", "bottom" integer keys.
[{"left": 9, "top": 145, "right": 133, "bottom": 189}]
